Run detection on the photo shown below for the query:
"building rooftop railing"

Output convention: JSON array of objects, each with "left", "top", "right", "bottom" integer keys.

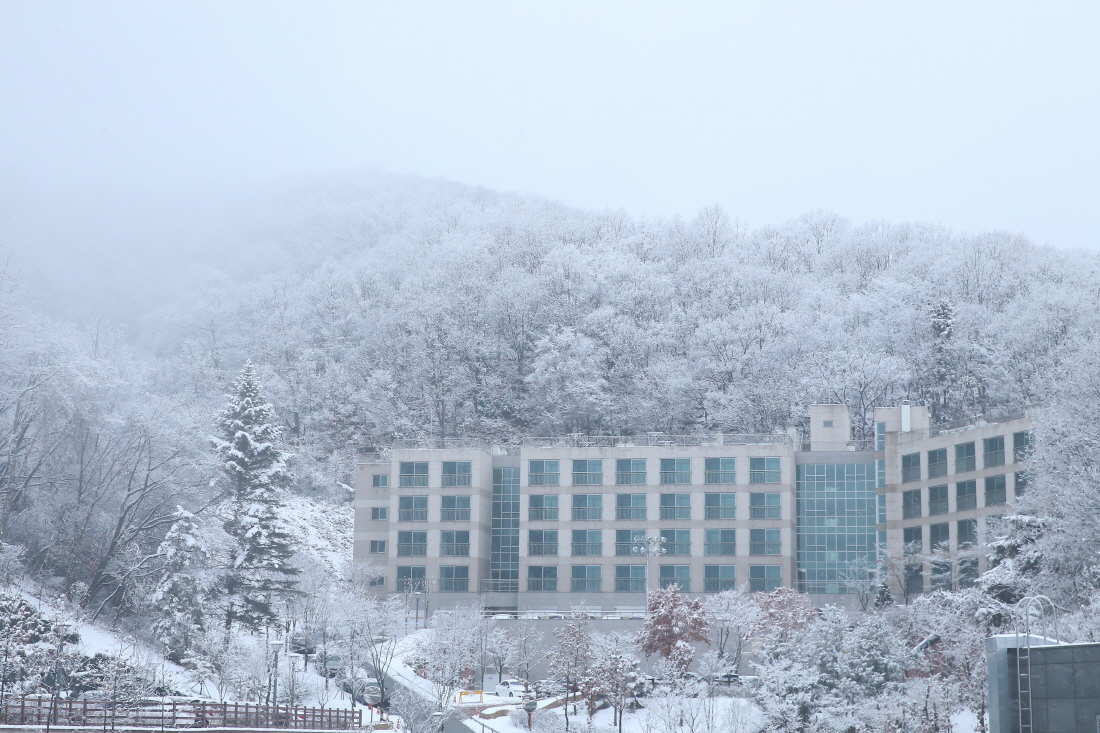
[
  {"left": 523, "top": 433, "right": 788, "bottom": 448},
  {"left": 930, "top": 406, "right": 1035, "bottom": 437},
  {"left": 392, "top": 437, "right": 493, "bottom": 450}
]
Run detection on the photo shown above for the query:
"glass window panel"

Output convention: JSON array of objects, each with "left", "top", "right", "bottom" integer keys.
[
  {"left": 704, "top": 457, "right": 736, "bottom": 484},
  {"left": 927, "top": 449, "right": 947, "bottom": 479}
]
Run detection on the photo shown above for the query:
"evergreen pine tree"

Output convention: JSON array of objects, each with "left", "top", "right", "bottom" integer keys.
[
  {"left": 213, "top": 362, "right": 298, "bottom": 630},
  {"left": 151, "top": 507, "right": 209, "bottom": 663}
]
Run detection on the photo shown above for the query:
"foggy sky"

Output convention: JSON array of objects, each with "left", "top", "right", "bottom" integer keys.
[{"left": 2, "top": 2, "right": 1099, "bottom": 321}]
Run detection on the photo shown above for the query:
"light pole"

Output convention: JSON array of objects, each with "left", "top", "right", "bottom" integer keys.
[
  {"left": 288, "top": 653, "right": 302, "bottom": 705},
  {"left": 630, "top": 535, "right": 667, "bottom": 601},
  {"left": 430, "top": 710, "right": 446, "bottom": 733},
  {"left": 413, "top": 591, "right": 423, "bottom": 630},
  {"left": 522, "top": 697, "right": 537, "bottom": 730},
  {"left": 269, "top": 640, "right": 283, "bottom": 707}
]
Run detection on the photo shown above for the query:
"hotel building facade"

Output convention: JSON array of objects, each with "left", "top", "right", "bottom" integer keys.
[{"left": 353, "top": 403, "right": 1034, "bottom": 610}]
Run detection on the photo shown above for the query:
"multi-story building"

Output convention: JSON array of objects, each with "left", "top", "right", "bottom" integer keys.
[{"left": 353, "top": 403, "right": 1034, "bottom": 610}]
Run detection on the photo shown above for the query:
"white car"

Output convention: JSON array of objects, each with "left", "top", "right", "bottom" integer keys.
[{"left": 495, "top": 679, "right": 527, "bottom": 697}]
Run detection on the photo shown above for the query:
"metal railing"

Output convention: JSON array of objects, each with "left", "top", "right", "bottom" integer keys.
[
  {"left": 527, "top": 543, "right": 558, "bottom": 556},
  {"left": 616, "top": 507, "right": 646, "bottom": 520},
  {"left": 393, "top": 437, "right": 491, "bottom": 450},
  {"left": 481, "top": 579, "right": 519, "bottom": 593},
  {"left": 528, "top": 508, "right": 559, "bottom": 521},
  {"left": 440, "top": 543, "right": 470, "bottom": 556},
  {"left": 616, "top": 472, "right": 647, "bottom": 485},
  {"left": 704, "top": 542, "right": 736, "bottom": 556},
  {"left": 704, "top": 471, "right": 736, "bottom": 484},
  {"left": 571, "top": 543, "right": 602, "bottom": 556},
  {"left": 524, "top": 433, "right": 787, "bottom": 448},
  {"left": 441, "top": 508, "right": 471, "bottom": 521},
  {"left": 397, "top": 544, "right": 427, "bottom": 556},
  {"left": 0, "top": 697, "right": 361, "bottom": 730}
]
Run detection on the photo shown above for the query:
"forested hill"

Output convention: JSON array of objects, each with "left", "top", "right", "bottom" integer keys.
[{"left": 145, "top": 176, "right": 1099, "bottom": 486}]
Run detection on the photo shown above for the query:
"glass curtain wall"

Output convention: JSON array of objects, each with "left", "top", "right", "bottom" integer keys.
[{"left": 797, "top": 463, "right": 876, "bottom": 594}]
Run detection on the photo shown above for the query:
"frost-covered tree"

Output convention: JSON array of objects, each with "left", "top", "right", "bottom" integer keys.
[
  {"left": 581, "top": 631, "right": 639, "bottom": 733},
  {"left": 150, "top": 507, "right": 209, "bottom": 663},
  {"left": 640, "top": 586, "right": 709, "bottom": 675},
  {"left": 547, "top": 614, "right": 591, "bottom": 731},
  {"left": 703, "top": 587, "right": 758, "bottom": 673},
  {"left": 212, "top": 362, "right": 298, "bottom": 630}
]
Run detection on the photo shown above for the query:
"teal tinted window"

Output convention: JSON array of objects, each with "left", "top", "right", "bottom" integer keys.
[{"left": 796, "top": 463, "right": 876, "bottom": 593}]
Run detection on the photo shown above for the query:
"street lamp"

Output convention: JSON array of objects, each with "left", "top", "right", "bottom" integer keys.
[
  {"left": 630, "top": 535, "right": 667, "bottom": 597},
  {"left": 413, "top": 591, "right": 423, "bottom": 630},
  {"left": 430, "top": 710, "right": 446, "bottom": 733},
  {"left": 522, "top": 697, "right": 537, "bottom": 730},
  {"left": 269, "top": 640, "right": 284, "bottom": 706},
  {"left": 288, "top": 653, "right": 303, "bottom": 704}
]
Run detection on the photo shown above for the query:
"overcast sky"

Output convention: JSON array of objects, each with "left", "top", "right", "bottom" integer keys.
[{"left": 2, "top": 2, "right": 1099, "bottom": 309}]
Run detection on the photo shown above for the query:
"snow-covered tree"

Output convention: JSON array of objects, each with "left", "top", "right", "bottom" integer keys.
[
  {"left": 581, "top": 631, "right": 640, "bottom": 733},
  {"left": 547, "top": 614, "right": 591, "bottom": 731},
  {"left": 639, "top": 586, "right": 709, "bottom": 676},
  {"left": 408, "top": 602, "right": 485, "bottom": 724},
  {"left": 703, "top": 587, "right": 758, "bottom": 673},
  {"left": 212, "top": 362, "right": 298, "bottom": 630},
  {"left": 150, "top": 507, "right": 210, "bottom": 663}
]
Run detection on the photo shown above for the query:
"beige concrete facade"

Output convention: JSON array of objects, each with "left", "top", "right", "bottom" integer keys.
[{"left": 352, "top": 404, "right": 1035, "bottom": 611}]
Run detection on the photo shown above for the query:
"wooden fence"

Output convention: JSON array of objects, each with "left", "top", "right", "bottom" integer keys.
[{"left": 0, "top": 696, "right": 363, "bottom": 730}]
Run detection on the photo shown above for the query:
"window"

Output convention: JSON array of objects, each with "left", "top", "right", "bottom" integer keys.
[
  {"left": 572, "top": 459, "right": 603, "bottom": 486},
  {"left": 1013, "top": 431, "right": 1032, "bottom": 463},
  {"left": 372, "top": 474, "right": 389, "bottom": 488},
  {"left": 823, "top": 420, "right": 834, "bottom": 427},
  {"left": 902, "top": 453, "right": 921, "bottom": 483},
  {"left": 442, "top": 461, "right": 472, "bottom": 487},
  {"left": 439, "top": 565, "right": 468, "bottom": 592},
  {"left": 927, "top": 449, "right": 947, "bottom": 479},
  {"left": 930, "top": 522, "right": 950, "bottom": 553},
  {"left": 527, "top": 565, "right": 557, "bottom": 592},
  {"left": 750, "top": 457, "right": 781, "bottom": 483},
  {"left": 877, "top": 494, "right": 886, "bottom": 524},
  {"left": 370, "top": 506, "right": 389, "bottom": 521},
  {"left": 399, "top": 461, "right": 429, "bottom": 488},
  {"left": 616, "top": 529, "right": 644, "bottom": 556},
  {"left": 928, "top": 485, "right": 949, "bottom": 516},
  {"left": 528, "top": 494, "right": 559, "bottom": 521},
  {"left": 983, "top": 436, "right": 1005, "bottom": 468},
  {"left": 875, "top": 422, "right": 886, "bottom": 451},
  {"left": 571, "top": 530, "right": 602, "bottom": 556},
  {"left": 931, "top": 561, "right": 952, "bottom": 591},
  {"left": 397, "top": 531, "right": 427, "bottom": 557},
  {"left": 616, "top": 493, "right": 646, "bottom": 520},
  {"left": 615, "top": 565, "right": 646, "bottom": 592},
  {"left": 571, "top": 565, "right": 602, "bottom": 592},
  {"left": 571, "top": 494, "right": 603, "bottom": 520},
  {"left": 659, "top": 565, "right": 690, "bottom": 590},
  {"left": 704, "top": 457, "right": 736, "bottom": 484},
  {"left": 616, "top": 459, "right": 646, "bottom": 485},
  {"left": 659, "top": 493, "right": 691, "bottom": 520},
  {"left": 661, "top": 529, "right": 691, "bottom": 555},
  {"left": 956, "top": 480, "right": 977, "bottom": 511},
  {"left": 1014, "top": 471, "right": 1028, "bottom": 497},
  {"left": 396, "top": 565, "right": 426, "bottom": 591},
  {"left": 902, "top": 489, "right": 921, "bottom": 519},
  {"left": 957, "top": 519, "right": 977, "bottom": 549},
  {"left": 441, "top": 495, "right": 471, "bottom": 521},
  {"left": 750, "top": 493, "right": 781, "bottom": 519},
  {"left": 958, "top": 558, "right": 979, "bottom": 588},
  {"left": 750, "top": 528, "right": 780, "bottom": 555},
  {"left": 984, "top": 475, "right": 1007, "bottom": 506},
  {"left": 705, "top": 492, "right": 736, "bottom": 519},
  {"left": 369, "top": 540, "right": 387, "bottom": 554},
  {"left": 528, "top": 530, "right": 558, "bottom": 556},
  {"left": 954, "top": 443, "right": 975, "bottom": 474},
  {"left": 749, "top": 565, "right": 781, "bottom": 592},
  {"left": 905, "top": 564, "right": 923, "bottom": 595},
  {"left": 369, "top": 575, "right": 386, "bottom": 587},
  {"left": 660, "top": 458, "right": 691, "bottom": 485},
  {"left": 704, "top": 565, "right": 736, "bottom": 592},
  {"left": 877, "top": 458, "right": 886, "bottom": 489},
  {"left": 398, "top": 496, "right": 428, "bottom": 522},
  {"left": 704, "top": 529, "right": 736, "bottom": 556},
  {"left": 903, "top": 526, "right": 922, "bottom": 555},
  {"left": 529, "top": 460, "right": 560, "bottom": 486},
  {"left": 440, "top": 530, "right": 470, "bottom": 556}
]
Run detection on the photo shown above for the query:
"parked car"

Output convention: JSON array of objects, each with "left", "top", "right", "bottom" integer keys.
[
  {"left": 495, "top": 679, "right": 527, "bottom": 697},
  {"left": 532, "top": 679, "right": 565, "bottom": 697}
]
